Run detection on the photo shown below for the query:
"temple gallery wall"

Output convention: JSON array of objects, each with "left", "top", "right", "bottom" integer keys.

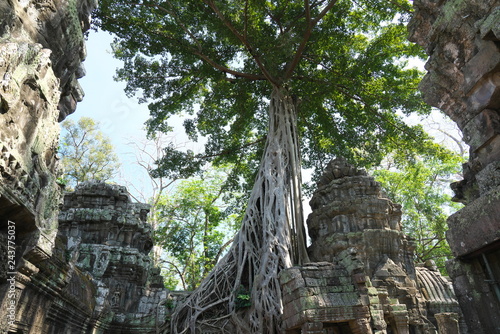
[{"left": 1, "top": 0, "right": 500, "bottom": 333}]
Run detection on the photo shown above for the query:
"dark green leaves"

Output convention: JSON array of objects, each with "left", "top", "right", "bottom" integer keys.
[{"left": 95, "top": 0, "right": 434, "bottom": 194}]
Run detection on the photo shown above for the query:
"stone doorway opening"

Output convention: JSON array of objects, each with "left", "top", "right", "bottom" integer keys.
[{"left": 323, "top": 322, "right": 353, "bottom": 334}]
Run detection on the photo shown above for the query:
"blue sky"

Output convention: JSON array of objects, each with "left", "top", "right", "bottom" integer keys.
[
  {"left": 73, "top": 30, "right": 203, "bottom": 201},
  {"left": 74, "top": 30, "right": 160, "bottom": 200}
]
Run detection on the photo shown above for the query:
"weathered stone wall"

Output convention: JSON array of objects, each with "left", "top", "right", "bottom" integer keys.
[
  {"left": 409, "top": 1, "right": 500, "bottom": 332},
  {"left": 280, "top": 159, "right": 465, "bottom": 334},
  {"left": 0, "top": 1, "right": 172, "bottom": 333},
  {"left": 2, "top": 180, "right": 170, "bottom": 333},
  {"left": 55, "top": 182, "right": 168, "bottom": 333},
  {"left": 0, "top": 0, "right": 97, "bottom": 332}
]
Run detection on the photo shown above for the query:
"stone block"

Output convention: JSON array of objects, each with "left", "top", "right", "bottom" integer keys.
[
  {"left": 302, "top": 321, "right": 323, "bottom": 331},
  {"left": 435, "top": 313, "right": 460, "bottom": 334},
  {"left": 475, "top": 161, "right": 500, "bottom": 195},
  {"left": 462, "top": 109, "right": 500, "bottom": 152},
  {"left": 467, "top": 73, "right": 500, "bottom": 114},
  {"left": 279, "top": 267, "right": 305, "bottom": 285},
  {"left": 463, "top": 40, "right": 500, "bottom": 93},
  {"left": 353, "top": 273, "right": 367, "bottom": 284},
  {"left": 447, "top": 185, "right": 500, "bottom": 257},
  {"left": 282, "top": 277, "right": 306, "bottom": 295},
  {"left": 324, "top": 292, "right": 361, "bottom": 307},
  {"left": 476, "top": 134, "right": 500, "bottom": 170}
]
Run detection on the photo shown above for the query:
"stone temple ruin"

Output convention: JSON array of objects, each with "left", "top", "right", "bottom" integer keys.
[
  {"left": 56, "top": 182, "right": 168, "bottom": 332},
  {"left": 280, "top": 158, "right": 464, "bottom": 334},
  {"left": 1, "top": 0, "right": 500, "bottom": 333},
  {"left": 8, "top": 181, "right": 168, "bottom": 333},
  {"left": 409, "top": 0, "right": 500, "bottom": 332},
  {"left": 0, "top": 0, "right": 167, "bottom": 332}
]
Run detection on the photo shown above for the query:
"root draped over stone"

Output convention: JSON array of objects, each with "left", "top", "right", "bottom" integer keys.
[{"left": 169, "top": 87, "right": 309, "bottom": 334}]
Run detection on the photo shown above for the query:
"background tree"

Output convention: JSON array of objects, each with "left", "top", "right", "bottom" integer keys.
[
  {"left": 59, "top": 117, "right": 120, "bottom": 188},
  {"left": 123, "top": 134, "right": 245, "bottom": 271},
  {"left": 153, "top": 167, "right": 239, "bottom": 290},
  {"left": 95, "top": 1, "right": 445, "bottom": 332},
  {"left": 373, "top": 151, "right": 464, "bottom": 274},
  {"left": 122, "top": 134, "right": 179, "bottom": 267}
]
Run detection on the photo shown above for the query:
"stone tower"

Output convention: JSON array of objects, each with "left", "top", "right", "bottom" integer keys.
[
  {"left": 280, "top": 158, "right": 464, "bottom": 334},
  {"left": 56, "top": 181, "right": 168, "bottom": 333}
]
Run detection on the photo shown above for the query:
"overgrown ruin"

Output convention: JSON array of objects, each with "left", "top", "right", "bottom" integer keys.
[
  {"left": 280, "top": 158, "right": 464, "bottom": 333},
  {"left": 0, "top": 0, "right": 499, "bottom": 333}
]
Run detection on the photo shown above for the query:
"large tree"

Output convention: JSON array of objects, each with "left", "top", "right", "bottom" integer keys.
[{"left": 95, "top": 1, "right": 438, "bottom": 332}]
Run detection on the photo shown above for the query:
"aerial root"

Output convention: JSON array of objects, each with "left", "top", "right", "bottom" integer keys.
[{"left": 169, "top": 88, "right": 306, "bottom": 334}]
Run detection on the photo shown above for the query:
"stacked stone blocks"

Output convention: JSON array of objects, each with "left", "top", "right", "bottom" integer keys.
[
  {"left": 409, "top": 1, "right": 500, "bottom": 332},
  {"left": 280, "top": 158, "right": 464, "bottom": 334}
]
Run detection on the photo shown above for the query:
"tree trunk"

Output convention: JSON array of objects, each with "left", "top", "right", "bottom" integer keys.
[{"left": 169, "top": 87, "right": 309, "bottom": 334}]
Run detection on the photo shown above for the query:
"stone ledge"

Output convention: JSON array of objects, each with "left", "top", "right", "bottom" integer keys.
[{"left": 447, "top": 185, "right": 500, "bottom": 257}]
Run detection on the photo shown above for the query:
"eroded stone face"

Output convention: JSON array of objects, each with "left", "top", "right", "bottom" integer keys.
[
  {"left": 409, "top": 1, "right": 500, "bottom": 332},
  {"left": 280, "top": 159, "right": 465, "bottom": 334},
  {"left": 1, "top": 0, "right": 96, "bottom": 121},
  {"left": 0, "top": 0, "right": 96, "bottom": 332}
]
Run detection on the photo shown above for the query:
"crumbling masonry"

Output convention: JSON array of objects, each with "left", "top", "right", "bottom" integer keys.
[
  {"left": 409, "top": 0, "right": 500, "bottom": 332},
  {"left": 280, "top": 158, "right": 465, "bottom": 334},
  {"left": 0, "top": 1, "right": 168, "bottom": 333}
]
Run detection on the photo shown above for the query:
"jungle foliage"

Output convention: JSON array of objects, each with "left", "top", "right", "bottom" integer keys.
[
  {"left": 153, "top": 167, "right": 240, "bottom": 290},
  {"left": 374, "top": 151, "right": 464, "bottom": 274}
]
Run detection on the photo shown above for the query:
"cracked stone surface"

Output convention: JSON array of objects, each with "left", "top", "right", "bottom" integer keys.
[{"left": 409, "top": 1, "right": 500, "bottom": 332}]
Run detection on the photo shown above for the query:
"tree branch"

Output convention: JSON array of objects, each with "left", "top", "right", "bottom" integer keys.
[
  {"left": 284, "top": 0, "right": 338, "bottom": 80},
  {"left": 197, "top": 137, "right": 266, "bottom": 160},
  {"left": 202, "top": 0, "right": 278, "bottom": 86},
  {"left": 163, "top": 260, "right": 187, "bottom": 290},
  {"left": 192, "top": 50, "right": 267, "bottom": 81}
]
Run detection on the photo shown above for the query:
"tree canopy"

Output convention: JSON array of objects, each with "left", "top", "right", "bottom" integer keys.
[
  {"left": 59, "top": 117, "right": 120, "bottom": 188},
  {"left": 95, "top": 0, "right": 436, "bottom": 191}
]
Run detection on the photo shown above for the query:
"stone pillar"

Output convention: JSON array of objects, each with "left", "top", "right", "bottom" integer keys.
[{"left": 435, "top": 313, "right": 460, "bottom": 334}]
